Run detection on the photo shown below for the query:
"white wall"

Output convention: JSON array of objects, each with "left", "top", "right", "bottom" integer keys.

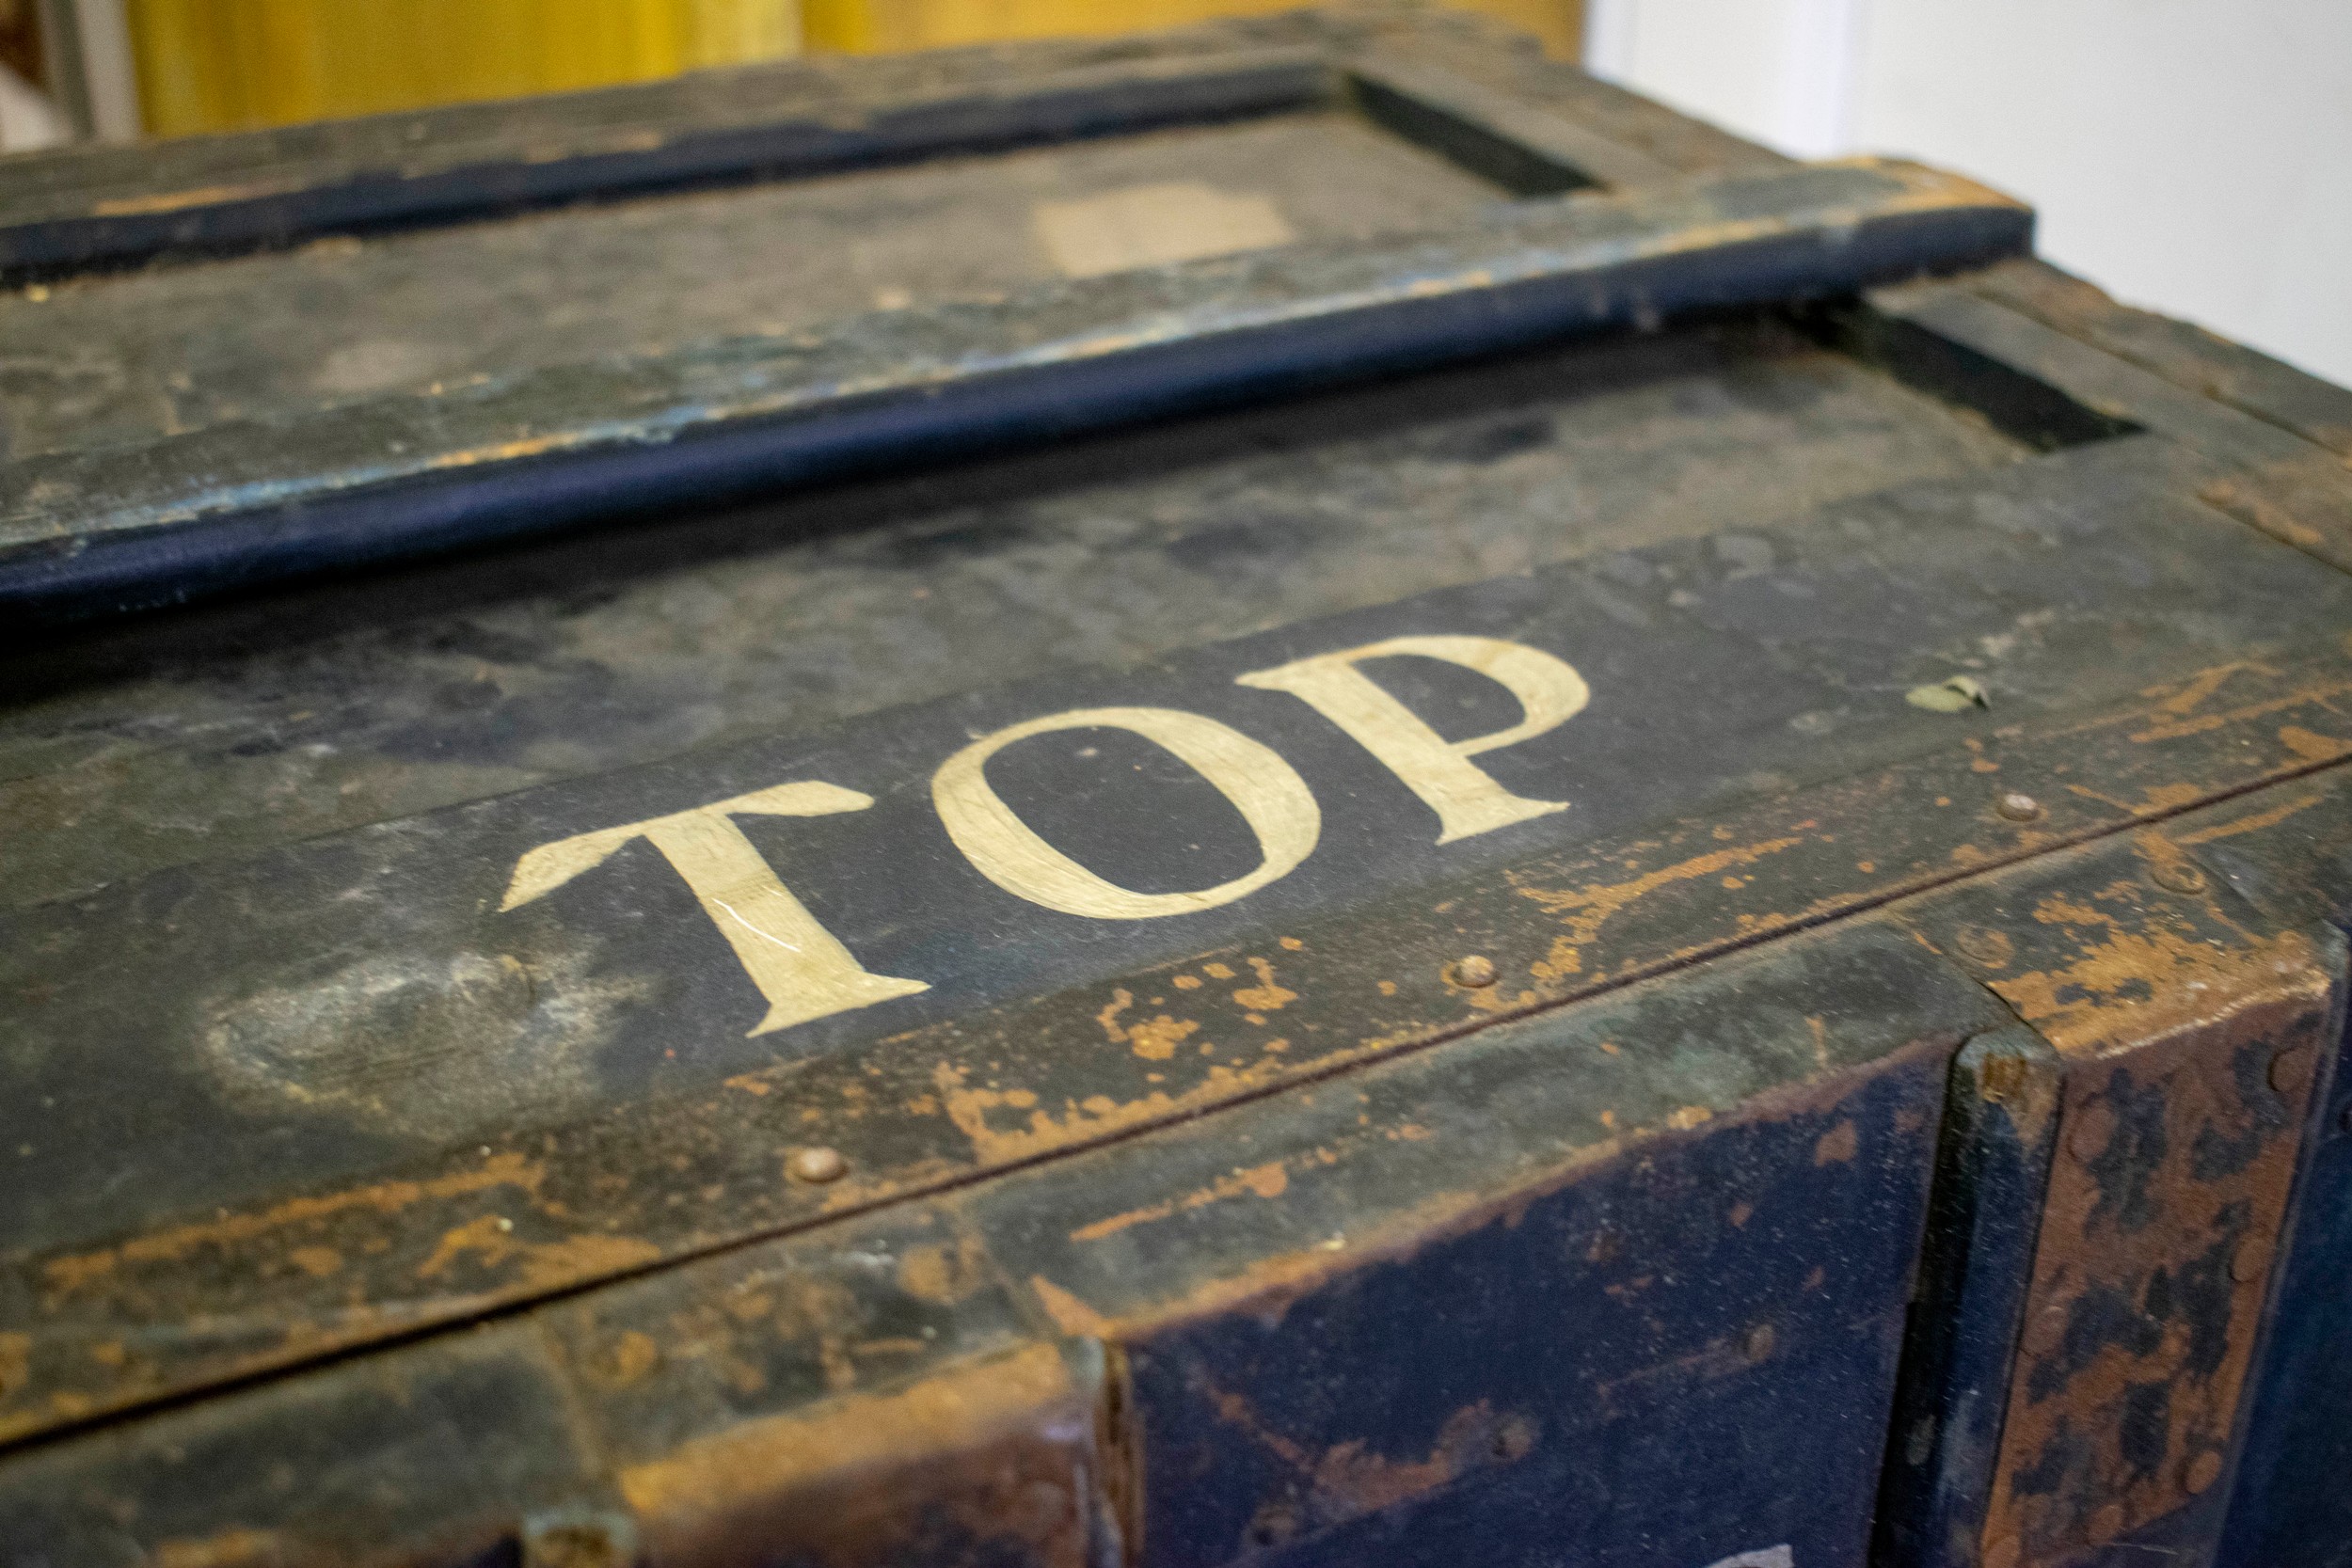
[
  {"left": 0, "top": 64, "right": 68, "bottom": 151},
  {"left": 1584, "top": 0, "right": 2352, "bottom": 389}
]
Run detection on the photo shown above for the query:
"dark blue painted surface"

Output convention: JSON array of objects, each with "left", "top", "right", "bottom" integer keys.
[
  {"left": 2216, "top": 952, "right": 2352, "bottom": 1568},
  {"left": 1118, "top": 1039, "right": 1952, "bottom": 1567},
  {"left": 1875, "top": 1028, "right": 2063, "bottom": 1568},
  {"left": 0, "top": 163, "right": 2031, "bottom": 624}
]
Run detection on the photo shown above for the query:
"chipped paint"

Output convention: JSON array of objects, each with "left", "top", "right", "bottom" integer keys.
[
  {"left": 617, "top": 1340, "right": 1094, "bottom": 1568},
  {"left": 1813, "top": 1120, "right": 1858, "bottom": 1164},
  {"left": 415, "top": 1214, "right": 660, "bottom": 1290},
  {"left": 1517, "top": 836, "right": 1807, "bottom": 981},
  {"left": 933, "top": 1047, "right": 1318, "bottom": 1167},
  {"left": 40, "top": 1152, "right": 548, "bottom": 1300},
  {"left": 1068, "top": 1160, "right": 1290, "bottom": 1243},
  {"left": 1987, "top": 895, "right": 2312, "bottom": 1057},
  {"left": 1232, "top": 956, "right": 1297, "bottom": 1012}
]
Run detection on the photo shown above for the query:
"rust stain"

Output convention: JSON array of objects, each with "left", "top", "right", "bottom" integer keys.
[
  {"left": 932, "top": 1048, "right": 1319, "bottom": 1167},
  {"left": 2278, "top": 723, "right": 2349, "bottom": 762},
  {"left": 415, "top": 1215, "right": 660, "bottom": 1290},
  {"left": 1990, "top": 891, "right": 2311, "bottom": 1056},
  {"left": 619, "top": 1340, "right": 1086, "bottom": 1566},
  {"left": 1202, "top": 1378, "right": 1315, "bottom": 1470},
  {"left": 40, "top": 1152, "right": 546, "bottom": 1299},
  {"left": 287, "top": 1245, "right": 342, "bottom": 1278},
  {"left": 2146, "top": 660, "right": 2271, "bottom": 718},
  {"left": 1060, "top": 1050, "right": 1898, "bottom": 1344},
  {"left": 1125, "top": 1015, "right": 1198, "bottom": 1062},
  {"left": 1981, "top": 971, "right": 2328, "bottom": 1560},
  {"left": 1027, "top": 1275, "right": 1116, "bottom": 1338},
  {"left": 1517, "top": 835, "right": 1807, "bottom": 981},
  {"left": 1090, "top": 987, "right": 1199, "bottom": 1061},
  {"left": 2136, "top": 781, "right": 2207, "bottom": 813},
  {"left": 1069, "top": 1160, "right": 1291, "bottom": 1243},
  {"left": 91, "top": 180, "right": 306, "bottom": 216},
  {"left": 723, "top": 1073, "right": 774, "bottom": 1097},
  {"left": 2199, "top": 478, "right": 2329, "bottom": 549},
  {"left": 2128, "top": 674, "right": 2345, "bottom": 744},
  {"left": 1310, "top": 1402, "right": 1535, "bottom": 1521},
  {"left": 1211, "top": 1376, "right": 1539, "bottom": 1547},
  {"left": 1094, "top": 989, "right": 1134, "bottom": 1043},
  {"left": 897, "top": 1237, "right": 988, "bottom": 1306},
  {"left": 2175, "top": 790, "right": 2326, "bottom": 846},
  {"left": 151, "top": 1528, "right": 287, "bottom": 1568},
  {"left": 1232, "top": 956, "right": 1298, "bottom": 1012},
  {"left": 1813, "top": 1120, "right": 1859, "bottom": 1164},
  {"left": 598, "top": 1329, "right": 661, "bottom": 1386}
]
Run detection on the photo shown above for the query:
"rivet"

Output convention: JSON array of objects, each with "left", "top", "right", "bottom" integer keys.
[
  {"left": 1448, "top": 955, "right": 1499, "bottom": 989},
  {"left": 2153, "top": 861, "right": 2208, "bottom": 895},
  {"left": 2185, "top": 1450, "right": 2225, "bottom": 1495},
  {"left": 1953, "top": 926, "right": 2013, "bottom": 969},
  {"left": 2231, "top": 1238, "right": 2274, "bottom": 1285},
  {"left": 1983, "top": 1533, "right": 2022, "bottom": 1568},
  {"left": 1995, "top": 790, "right": 2044, "bottom": 822},
  {"left": 2068, "top": 1100, "right": 2116, "bottom": 1164},
  {"left": 1742, "top": 1323, "right": 1775, "bottom": 1362},
  {"left": 787, "top": 1147, "right": 848, "bottom": 1184},
  {"left": 2269, "top": 1044, "right": 2315, "bottom": 1094}
]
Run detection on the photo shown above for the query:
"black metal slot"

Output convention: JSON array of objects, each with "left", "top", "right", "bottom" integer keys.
[
  {"left": 1343, "top": 70, "right": 1599, "bottom": 198},
  {"left": 1805, "top": 299, "right": 2144, "bottom": 451}
]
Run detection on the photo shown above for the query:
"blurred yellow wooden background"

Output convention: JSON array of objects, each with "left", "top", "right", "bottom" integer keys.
[{"left": 124, "top": 0, "right": 1581, "bottom": 138}]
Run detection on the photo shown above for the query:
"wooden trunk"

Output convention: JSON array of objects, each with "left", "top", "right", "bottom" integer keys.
[{"left": 2, "top": 8, "right": 2349, "bottom": 1567}]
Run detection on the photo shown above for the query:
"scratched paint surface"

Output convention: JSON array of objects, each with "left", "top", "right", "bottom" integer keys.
[
  {"left": 1, "top": 919, "right": 2000, "bottom": 1568},
  {"left": 13, "top": 773, "right": 2352, "bottom": 1565},
  {"left": 0, "top": 309, "right": 2030, "bottom": 912},
  {"left": 2, "top": 8, "right": 2351, "bottom": 1560},
  {"left": 0, "top": 112, "right": 1502, "bottom": 463},
  {"left": 960, "top": 921, "right": 2002, "bottom": 1566},
  {"left": 1890, "top": 832, "right": 2344, "bottom": 1566},
  {"left": 3, "top": 412, "right": 2351, "bottom": 1446}
]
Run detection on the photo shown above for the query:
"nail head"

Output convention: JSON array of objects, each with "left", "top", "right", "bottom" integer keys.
[
  {"left": 1995, "top": 791, "right": 2044, "bottom": 823},
  {"left": 1449, "top": 955, "right": 1499, "bottom": 989},
  {"left": 1953, "top": 926, "right": 2013, "bottom": 969},
  {"left": 788, "top": 1147, "right": 848, "bottom": 1184},
  {"left": 2269, "top": 1045, "right": 2313, "bottom": 1094},
  {"left": 2153, "top": 861, "right": 2209, "bottom": 895}
]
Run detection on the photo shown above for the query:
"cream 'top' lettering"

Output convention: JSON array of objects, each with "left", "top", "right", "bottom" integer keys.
[
  {"left": 499, "top": 781, "right": 930, "bottom": 1037},
  {"left": 1236, "top": 634, "right": 1587, "bottom": 843},
  {"left": 931, "top": 705, "right": 1322, "bottom": 919}
]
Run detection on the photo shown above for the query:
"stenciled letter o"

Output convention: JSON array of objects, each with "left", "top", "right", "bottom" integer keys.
[{"left": 931, "top": 705, "right": 1322, "bottom": 919}]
